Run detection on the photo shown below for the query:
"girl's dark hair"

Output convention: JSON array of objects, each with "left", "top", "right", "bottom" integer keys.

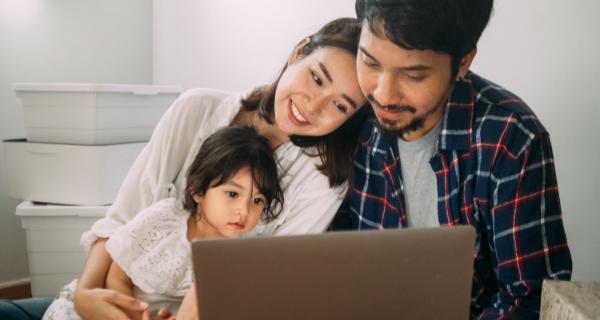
[
  {"left": 356, "top": 0, "right": 494, "bottom": 79},
  {"left": 241, "top": 17, "right": 371, "bottom": 191},
  {"left": 183, "top": 125, "right": 283, "bottom": 222}
]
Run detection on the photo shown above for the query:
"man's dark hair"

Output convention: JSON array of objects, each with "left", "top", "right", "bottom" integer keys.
[
  {"left": 241, "top": 17, "right": 371, "bottom": 192},
  {"left": 183, "top": 125, "right": 283, "bottom": 222},
  {"left": 356, "top": 0, "right": 494, "bottom": 78}
]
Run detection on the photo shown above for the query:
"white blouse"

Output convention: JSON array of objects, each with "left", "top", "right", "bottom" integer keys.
[{"left": 81, "top": 87, "right": 346, "bottom": 253}]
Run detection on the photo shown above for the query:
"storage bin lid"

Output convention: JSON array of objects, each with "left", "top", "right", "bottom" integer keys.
[
  {"left": 16, "top": 201, "right": 109, "bottom": 217},
  {"left": 13, "top": 83, "right": 182, "bottom": 95}
]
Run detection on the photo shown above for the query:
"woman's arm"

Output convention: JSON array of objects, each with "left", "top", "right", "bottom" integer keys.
[
  {"left": 73, "top": 238, "right": 150, "bottom": 320},
  {"left": 105, "top": 261, "right": 149, "bottom": 320}
]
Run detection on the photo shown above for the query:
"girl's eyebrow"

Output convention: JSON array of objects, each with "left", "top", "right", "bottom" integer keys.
[{"left": 223, "top": 181, "right": 244, "bottom": 189}]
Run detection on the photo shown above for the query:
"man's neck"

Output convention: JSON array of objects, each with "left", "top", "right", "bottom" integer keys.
[{"left": 401, "top": 107, "right": 445, "bottom": 142}]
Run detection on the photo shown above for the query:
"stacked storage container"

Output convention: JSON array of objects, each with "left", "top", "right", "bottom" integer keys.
[{"left": 4, "top": 83, "right": 182, "bottom": 297}]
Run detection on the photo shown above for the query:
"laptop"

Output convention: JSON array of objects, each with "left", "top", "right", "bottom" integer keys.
[{"left": 191, "top": 226, "right": 476, "bottom": 320}]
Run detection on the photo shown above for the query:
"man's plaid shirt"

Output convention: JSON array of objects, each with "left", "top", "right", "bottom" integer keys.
[{"left": 331, "top": 72, "right": 572, "bottom": 320}]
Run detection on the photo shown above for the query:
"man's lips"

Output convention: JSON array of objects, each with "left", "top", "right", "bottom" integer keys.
[
  {"left": 287, "top": 99, "right": 310, "bottom": 126},
  {"left": 375, "top": 105, "right": 408, "bottom": 120}
]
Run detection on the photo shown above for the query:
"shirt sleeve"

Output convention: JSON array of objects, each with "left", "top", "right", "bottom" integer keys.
[
  {"left": 478, "top": 133, "right": 572, "bottom": 320},
  {"left": 80, "top": 91, "right": 216, "bottom": 253}
]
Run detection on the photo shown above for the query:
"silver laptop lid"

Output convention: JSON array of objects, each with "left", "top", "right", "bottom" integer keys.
[{"left": 192, "top": 226, "right": 476, "bottom": 320}]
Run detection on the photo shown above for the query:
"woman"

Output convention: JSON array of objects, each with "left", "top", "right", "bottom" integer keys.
[{"left": 39, "top": 17, "right": 368, "bottom": 320}]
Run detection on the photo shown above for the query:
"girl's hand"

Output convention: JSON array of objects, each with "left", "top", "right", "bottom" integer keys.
[
  {"left": 73, "top": 287, "right": 149, "bottom": 320},
  {"left": 158, "top": 308, "right": 176, "bottom": 320}
]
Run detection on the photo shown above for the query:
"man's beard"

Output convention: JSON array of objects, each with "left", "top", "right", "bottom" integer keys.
[{"left": 367, "top": 94, "right": 445, "bottom": 139}]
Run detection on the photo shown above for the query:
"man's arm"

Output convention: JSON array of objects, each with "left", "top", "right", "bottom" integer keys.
[{"left": 480, "top": 133, "right": 571, "bottom": 319}]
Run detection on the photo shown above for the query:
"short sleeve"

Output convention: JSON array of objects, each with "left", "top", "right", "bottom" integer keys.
[{"left": 105, "top": 198, "right": 193, "bottom": 297}]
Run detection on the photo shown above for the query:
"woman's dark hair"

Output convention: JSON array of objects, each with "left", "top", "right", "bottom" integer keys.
[
  {"left": 356, "top": 0, "right": 494, "bottom": 79},
  {"left": 183, "top": 125, "right": 283, "bottom": 222},
  {"left": 241, "top": 17, "right": 371, "bottom": 191}
]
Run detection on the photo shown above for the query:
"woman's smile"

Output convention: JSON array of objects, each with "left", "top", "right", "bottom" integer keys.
[{"left": 287, "top": 98, "right": 311, "bottom": 126}]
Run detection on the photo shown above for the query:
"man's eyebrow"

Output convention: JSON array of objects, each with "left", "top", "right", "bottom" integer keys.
[
  {"left": 317, "top": 61, "right": 333, "bottom": 83},
  {"left": 342, "top": 94, "right": 358, "bottom": 109},
  {"left": 359, "top": 46, "right": 378, "bottom": 62},
  {"left": 360, "top": 46, "right": 432, "bottom": 71}
]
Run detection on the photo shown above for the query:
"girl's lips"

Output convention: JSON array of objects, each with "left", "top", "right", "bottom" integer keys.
[
  {"left": 287, "top": 99, "right": 310, "bottom": 127},
  {"left": 229, "top": 222, "right": 244, "bottom": 229},
  {"left": 376, "top": 105, "right": 406, "bottom": 121}
]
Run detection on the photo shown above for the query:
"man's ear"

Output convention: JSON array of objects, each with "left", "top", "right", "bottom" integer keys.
[
  {"left": 287, "top": 37, "right": 312, "bottom": 67},
  {"left": 456, "top": 48, "right": 477, "bottom": 81}
]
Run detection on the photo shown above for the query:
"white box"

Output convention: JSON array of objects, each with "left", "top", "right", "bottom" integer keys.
[
  {"left": 16, "top": 201, "right": 108, "bottom": 297},
  {"left": 13, "top": 83, "right": 181, "bottom": 145},
  {"left": 3, "top": 139, "right": 146, "bottom": 205}
]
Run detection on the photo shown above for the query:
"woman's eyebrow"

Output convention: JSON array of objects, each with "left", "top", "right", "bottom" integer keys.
[
  {"left": 317, "top": 61, "right": 333, "bottom": 83},
  {"left": 342, "top": 94, "right": 357, "bottom": 109}
]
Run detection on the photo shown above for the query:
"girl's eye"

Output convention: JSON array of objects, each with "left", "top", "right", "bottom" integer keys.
[
  {"left": 312, "top": 72, "right": 323, "bottom": 86},
  {"left": 253, "top": 198, "right": 265, "bottom": 204},
  {"left": 226, "top": 191, "right": 238, "bottom": 198},
  {"left": 334, "top": 101, "right": 347, "bottom": 114}
]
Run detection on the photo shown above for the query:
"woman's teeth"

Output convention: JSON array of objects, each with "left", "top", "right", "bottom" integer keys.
[{"left": 291, "top": 102, "right": 307, "bottom": 123}]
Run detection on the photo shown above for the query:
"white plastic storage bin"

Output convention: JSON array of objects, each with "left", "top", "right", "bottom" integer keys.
[
  {"left": 3, "top": 139, "right": 146, "bottom": 205},
  {"left": 16, "top": 201, "right": 108, "bottom": 297},
  {"left": 13, "top": 83, "right": 182, "bottom": 145}
]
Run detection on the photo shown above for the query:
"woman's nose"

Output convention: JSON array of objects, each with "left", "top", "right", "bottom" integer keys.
[{"left": 302, "top": 94, "right": 327, "bottom": 115}]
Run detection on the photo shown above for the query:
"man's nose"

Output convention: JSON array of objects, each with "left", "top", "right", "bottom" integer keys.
[{"left": 373, "top": 72, "right": 401, "bottom": 107}]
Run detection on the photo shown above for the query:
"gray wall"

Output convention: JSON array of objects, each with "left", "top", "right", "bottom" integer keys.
[
  {"left": 154, "top": 0, "right": 600, "bottom": 282},
  {"left": 0, "top": 0, "right": 152, "bottom": 286}
]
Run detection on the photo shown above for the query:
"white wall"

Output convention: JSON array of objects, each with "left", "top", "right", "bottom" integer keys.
[
  {"left": 153, "top": 0, "right": 357, "bottom": 92},
  {"left": 154, "top": 0, "right": 600, "bottom": 282},
  {"left": 0, "top": 0, "right": 153, "bottom": 286}
]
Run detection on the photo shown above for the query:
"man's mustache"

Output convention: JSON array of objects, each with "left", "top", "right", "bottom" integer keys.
[{"left": 367, "top": 94, "right": 417, "bottom": 114}]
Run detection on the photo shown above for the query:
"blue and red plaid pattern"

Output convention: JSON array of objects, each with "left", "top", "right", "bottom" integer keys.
[{"left": 331, "top": 71, "right": 572, "bottom": 320}]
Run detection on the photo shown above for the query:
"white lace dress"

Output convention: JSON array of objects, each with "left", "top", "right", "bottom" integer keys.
[{"left": 42, "top": 198, "right": 194, "bottom": 320}]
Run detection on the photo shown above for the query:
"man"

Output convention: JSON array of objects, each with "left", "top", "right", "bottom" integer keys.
[{"left": 332, "top": 0, "right": 572, "bottom": 319}]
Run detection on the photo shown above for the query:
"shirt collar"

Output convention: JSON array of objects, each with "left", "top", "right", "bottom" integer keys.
[{"left": 437, "top": 73, "right": 474, "bottom": 152}]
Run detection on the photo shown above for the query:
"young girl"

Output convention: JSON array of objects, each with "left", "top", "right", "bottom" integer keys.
[{"left": 42, "top": 125, "right": 283, "bottom": 320}]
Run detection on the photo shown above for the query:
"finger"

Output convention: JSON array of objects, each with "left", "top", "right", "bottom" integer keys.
[
  {"left": 157, "top": 307, "right": 173, "bottom": 319},
  {"left": 105, "top": 304, "right": 135, "bottom": 320},
  {"left": 107, "top": 291, "right": 149, "bottom": 311},
  {"left": 142, "top": 310, "right": 151, "bottom": 320}
]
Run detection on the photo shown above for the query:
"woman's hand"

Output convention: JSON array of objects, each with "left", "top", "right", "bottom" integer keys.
[
  {"left": 73, "top": 287, "right": 150, "bottom": 320},
  {"left": 74, "top": 238, "right": 151, "bottom": 319}
]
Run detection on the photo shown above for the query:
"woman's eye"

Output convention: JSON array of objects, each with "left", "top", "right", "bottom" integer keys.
[
  {"left": 312, "top": 72, "right": 323, "bottom": 86},
  {"left": 334, "top": 102, "right": 347, "bottom": 114},
  {"left": 226, "top": 191, "right": 238, "bottom": 198}
]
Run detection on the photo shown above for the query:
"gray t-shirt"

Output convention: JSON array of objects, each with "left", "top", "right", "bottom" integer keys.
[{"left": 397, "top": 120, "right": 443, "bottom": 229}]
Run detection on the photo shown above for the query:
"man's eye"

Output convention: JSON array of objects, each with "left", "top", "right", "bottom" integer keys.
[
  {"left": 334, "top": 101, "right": 347, "bottom": 114},
  {"left": 362, "top": 59, "right": 376, "bottom": 68},
  {"left": 312, "top": 72, "right": 323, "bottom": 86},
  {"left": 226, "top": 191, "right": 238, "bottom": 198},
  {"left": 407, "top": 75, "right": 425, "bottom": 82}
]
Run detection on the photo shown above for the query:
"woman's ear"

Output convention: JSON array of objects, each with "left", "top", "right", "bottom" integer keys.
[{"left": 287, "top": 37, "right": 312, "bottom": 67}]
